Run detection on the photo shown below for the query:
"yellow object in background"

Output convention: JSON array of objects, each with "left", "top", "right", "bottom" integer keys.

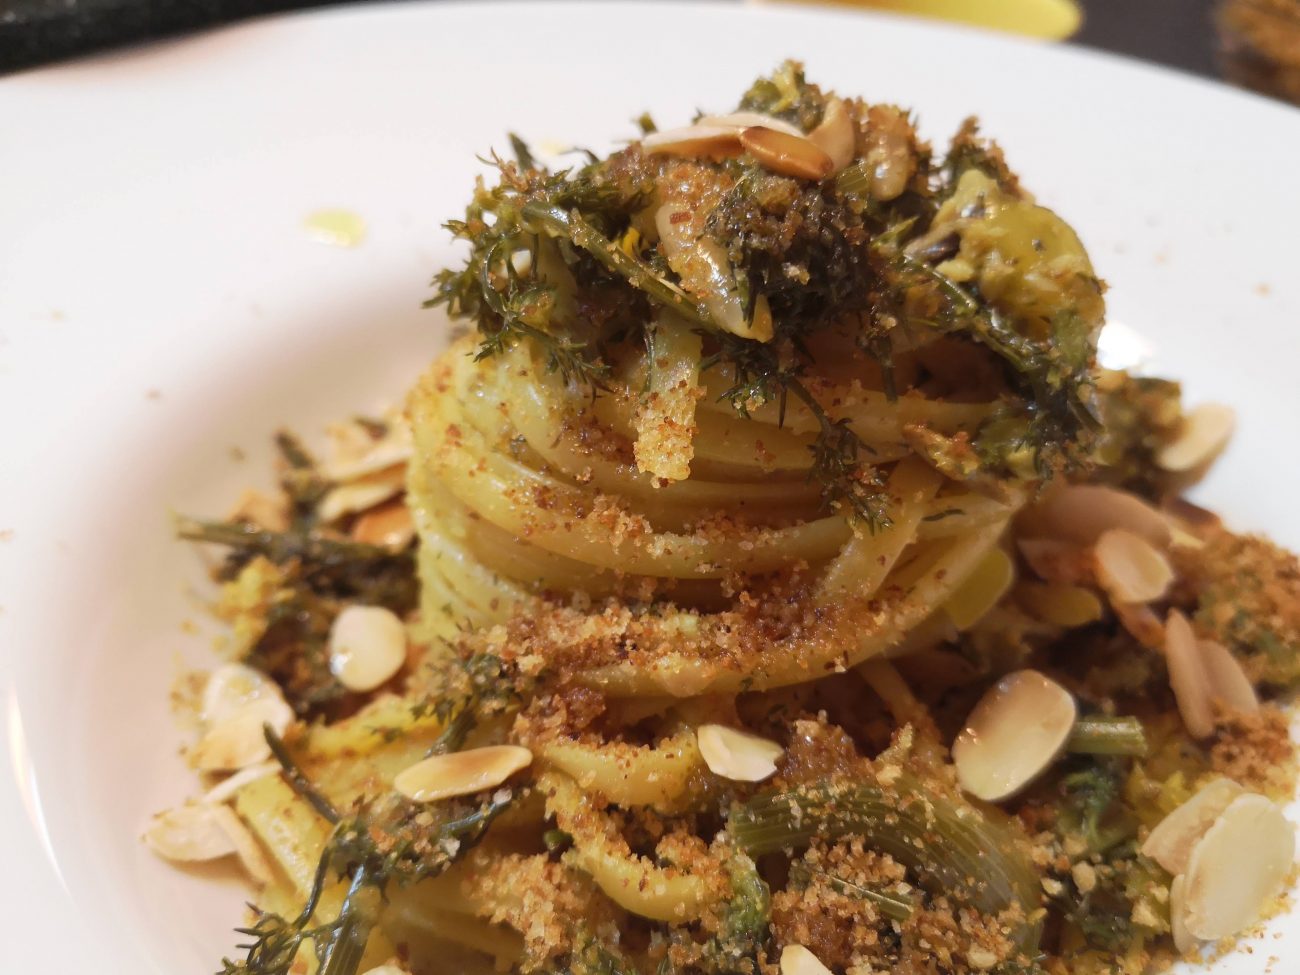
[{"left": 782, "top": 0, "right": 1083, "bottom": 40}]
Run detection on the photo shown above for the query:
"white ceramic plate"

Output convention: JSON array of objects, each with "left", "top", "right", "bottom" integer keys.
[{"left": 2, "top": 2, "right": 1299, "bottom": 970}]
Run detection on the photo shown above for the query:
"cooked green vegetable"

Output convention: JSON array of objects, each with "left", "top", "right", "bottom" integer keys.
[
  {"left": 787, "top": 860, "right": 916, "bottom": 922},
  {"left": 730, "top": 776, "right": 1042, "bottom": 953},
  {"left": 1057, "top": 760, "right": 1137, "bottom": 856},
  {"left": 1065, "top": 716, "right": 1148, "bottom": 757}
]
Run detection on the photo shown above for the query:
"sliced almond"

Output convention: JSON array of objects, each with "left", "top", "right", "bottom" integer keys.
[
  {"left": 807, "top": 97, "right": 855, "bottom": 174},
  {"left": 202, "top": 662, "right": 282, "bottom": 726},
  {"left": 221, "top": 805, "right": 275, "bottom": 885},
  {"left": 642, "top": 124, "right": 743, "bottom": 158},
  {"left": 739, "top": 126, "right": 833, "bottom": 181},
  {"left": 352, "top": 501, "right": 415, "bottom": 550},
  {"left": 202, "top": 760, "right": 279, "bottom": 805},
  {"left": 318, "top": 472, "right": 404, "bottom": 523},
  {"left": 1093, "top": 528, "right": 1174, "bottom": 604},
  {"left": 1115, "top": 601, "right": 1165, "bottom": 650},
  {"left": 1157, "top": 404, "right": 1235, "bottom": 473},
  {"left": 1165, "top": 610, "right": 1215, "bottom": 739},
  {"left": 191, "top": 697, "right": 294, "bottom": 772},
  {"left": 1182, "top": 793, "right": 1295, "bottom": 941},
  {"left": 361, "top": 967, "right": 412, "bottom": 975},
  {"left": 145, "top": 801, "right": 272, "bottom": 882},
  {"left": 1169, "top": 525, "right": 1206, "bottom": 550},
  {"left": 324, "top": 426, "right": 413, "bottom": 481},
  {"left": 1141, "top": 777, "right": 1244, "bottom": 875},
  {"left": 952, "top": 670, "right": 1077, "bottom": 802},
  {"left": 780, "top": 945, "right": 834, "bottom": 975},
  {"left": 394, "top": 745, "right": 533, "bottom": 803},
  {"left": 1199, "top": 639, "right": 1260, "bottom": 714},
  {"left": 942, "top": 547, "right": 1015, "bottom": 631},
  {"left": 1023, "top": 484, "right": 1171, "bottom": 547},
  {"left": 697, "top": 111, "right": 804, "bottom": 137},
  {"left": 1169, "top": 873, "right": 1196, "bottom": 954},
  {"left": 329, "top": 604, "right": 408, "bottom": 693},
  {"left": 1017, "top": 537, "right": 1093, "bottom": 585},
  {"left": 1016, "top": 581, "right": 1104, "bottom": 627},
  {"left": 696, "top": 724, "right": 784, "bottom": 782},
  {"left": 143, "top": 803, "right": 240, "bottom": 861}
]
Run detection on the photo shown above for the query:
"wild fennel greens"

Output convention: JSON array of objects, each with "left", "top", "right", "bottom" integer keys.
[{"left": 428, "top": 61, "right": 1104, "bottom": 528}]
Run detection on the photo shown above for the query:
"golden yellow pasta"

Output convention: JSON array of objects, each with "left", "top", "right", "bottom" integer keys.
[{"left": 153, "top": 62, "right": 1300, "bottom": 975}]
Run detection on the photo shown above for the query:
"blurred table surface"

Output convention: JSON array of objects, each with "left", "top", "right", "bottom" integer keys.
[{"left": 0, "top": 0, "right": 1224, "bottom": 80}]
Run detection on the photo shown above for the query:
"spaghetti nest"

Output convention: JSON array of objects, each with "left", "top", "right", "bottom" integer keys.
[
  {"left": 408, "top": 336, "right": 1017, "bottom": 696},
  {"left": 411, "top": 63, "right": 1103, "bottom": 698},
  {"left": 178, "top": 64, "right": 1300, "bottom": 975},
  {"left": 386, "top": 62, "right": 1100, "bottom": 970}
]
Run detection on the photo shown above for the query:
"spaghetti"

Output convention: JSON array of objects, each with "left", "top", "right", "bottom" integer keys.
[{"left": 153, "top": 63, "right": 1300, "bottom": 975}]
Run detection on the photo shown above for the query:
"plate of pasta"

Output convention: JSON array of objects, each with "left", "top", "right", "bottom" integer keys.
[{"left": 3, "top": 2, "right": 1300, "bottom": 974}]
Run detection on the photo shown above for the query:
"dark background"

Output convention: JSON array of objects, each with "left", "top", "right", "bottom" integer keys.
[{"left": 0, "top": 0, "right": 1221, "bottom": 79}]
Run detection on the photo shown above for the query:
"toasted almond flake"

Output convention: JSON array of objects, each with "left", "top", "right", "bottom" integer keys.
[
  {"left": 361, "top": 967, "right": 411, "bottom": 975},
  {"left": 217, "top": 804, "right": 275, "bottom": 885},
  {"left": 739, "top": 126, "right": 834, "bottom": 180},
  {"left": 1157, "top": 404, "right": 1235, "bottom": 472},
  {"left": 352, "top": 501, "right": 415, "bottom": 549},
  {"left": 144, "top": 801, "right": 273, "bottom": 884},
  {"left": 642, "top": 124, "right": 743, "bottom": 158},
  {"left": 324, "top": 427, "right": 413, "bottom": 481},
  {"left": 318, "top": 473, "right": 404, "bottom": 523},
  {"left": 1169, "top": 525, "right": 1206, "bottom": 549},
  {"left": 1165, "top": 610, "right": 1215, "bottom": 739},
  {"left": 1017, "top": 537, "right": 1093, "bottom": 585},
  {"left": 943, "top": 547, "right": 1015, "bottom": 631},
  {"left": 697, "top": 111, "right": 805, "bottom": 137},
  {"left": 1114, "top": 601, "right": 1165, "bottom": 650},
  {"left": 191, "top": 697, "right": 294, "bottom": 772},
  {"left": 1093, "top": 528, "right": 1174, "bottom": 604},
  {"left": 202, "top": 761, "right": 280, "bottom": 805},
  {"left": 202, "top": 662, "right": 282, "bottom": 726},
  {"left": 1024, "top": 484, "right": 1172, "bottom": 547},
  {"left": 1199, "top": 639, "right": 1260, "bottom": 714},
  {"left": 966, "top": 947, "right": 999, "bottom": 970},
  {"left": 1016, "top": 581, "right": 1104, "bottom": 627},
  {"left": 1182, "top": 793, "right": 1296, "bottom": 941},
  {"left": 329, "top": 604, "right": 408, "bottom": 693},
  {"left": 696, "top": 724, "right": 784, "bottom": 782},
  {"left": 808, "top": 97, "right": 856, "bottom": 173},
  {"left": 394, "top": 745, "right": 533, "bottom": 802},
  {"left": 952, "top": 670, "right": 1077, "bottom": 802},
  {"left": 1141, "top": 777, "right": 1245, "bottom": 874},
  {"left": 143, "top": 804, "right": 239, "bottom": 861},
  {"left": 1169, "top": 873, "right": 1196, "bottom": 954},
  {"left": 780, "top": 944, "right": 833, "bottom": 975}
]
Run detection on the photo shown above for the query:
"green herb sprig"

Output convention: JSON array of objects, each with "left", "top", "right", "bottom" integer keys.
[{"left": 218, "top": 727, "right": 511, "bottom": 975}]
